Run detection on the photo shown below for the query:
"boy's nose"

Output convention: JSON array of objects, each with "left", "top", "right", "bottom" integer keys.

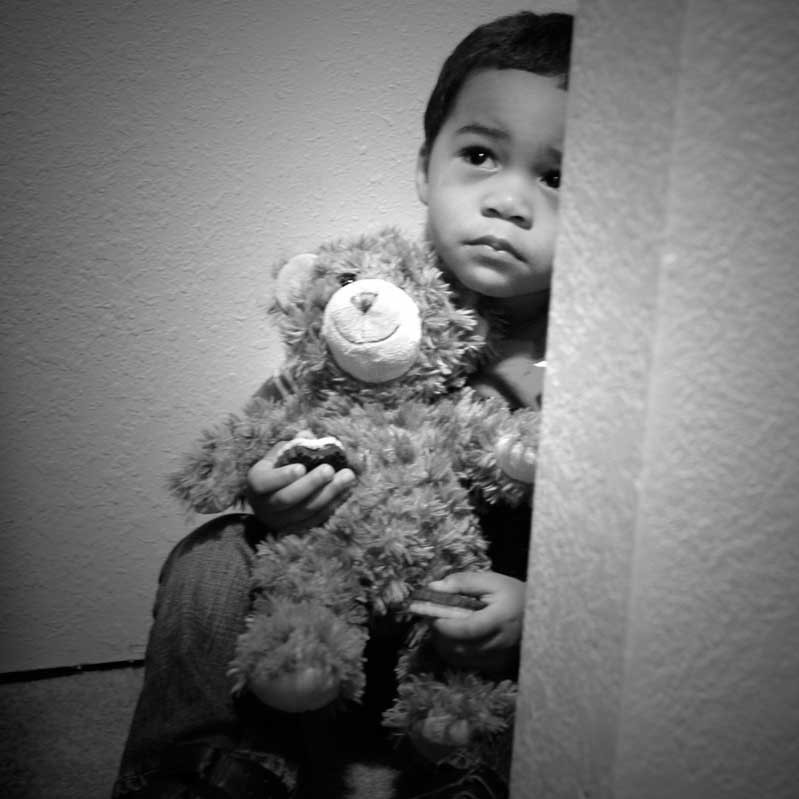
[{"left": 481, "top": 185, "right": 533, "bottom": 229}]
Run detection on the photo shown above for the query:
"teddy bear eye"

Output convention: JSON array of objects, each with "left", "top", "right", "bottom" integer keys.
[{"left": 337, "top": 273, "right": 357, "bottom": 286}]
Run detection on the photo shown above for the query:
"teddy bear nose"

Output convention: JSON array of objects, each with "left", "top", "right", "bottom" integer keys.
[{"left": 351, "top": 291, "right": 378, "bottom": 313}]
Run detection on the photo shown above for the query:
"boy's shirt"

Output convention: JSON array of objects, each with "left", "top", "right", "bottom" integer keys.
[
  {"left": 470, "top": 338, "right": 545, "bottom": 411},
  {"left": 469, "top": 293, "right": 548, "bottom": 411}
]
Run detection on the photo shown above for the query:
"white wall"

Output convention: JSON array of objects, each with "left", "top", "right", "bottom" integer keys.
[
  {"left": 513, "top": 0, "right": 799, "bottom": 797},
  {"left": 0, "top": 1, "right": 576, "bottom": 671}
]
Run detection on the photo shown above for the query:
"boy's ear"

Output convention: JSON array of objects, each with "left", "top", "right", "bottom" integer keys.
[{"left": 415, "top": 144, "right": 429, "bottom": 205}]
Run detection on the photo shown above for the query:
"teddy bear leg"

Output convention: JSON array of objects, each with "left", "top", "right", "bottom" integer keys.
[
  {"left": 384, "top": 633, "right": 517, "bottom": 774},
  {"left": 388, "top": 674, "right": 516, "bottom": 764},
  {"left": 250, "top": 662, "right": 340, "bottom": 713},
  {"left": 230, "top": 598, "right": 369, "bottom": 714}
]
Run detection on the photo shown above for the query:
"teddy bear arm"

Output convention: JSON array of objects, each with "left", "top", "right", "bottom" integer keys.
[
  {"left": 446, "top": 395, "right": 540, "bottom": 507},
  {"left": 168, "top": 400, "right": 304, "bottom": 513}
]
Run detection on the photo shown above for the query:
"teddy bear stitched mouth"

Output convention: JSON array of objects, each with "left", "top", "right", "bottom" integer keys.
[{"left": 326, "top": 306, "right": 400, "bottom": 345}]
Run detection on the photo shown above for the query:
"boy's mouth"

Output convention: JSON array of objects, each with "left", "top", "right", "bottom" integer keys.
[{"left": 467, "top": 236, "right": 524, "bottom": 262}]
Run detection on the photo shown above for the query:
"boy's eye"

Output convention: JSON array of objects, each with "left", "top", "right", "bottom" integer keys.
[
  {"left": 460, "top": 146, "right": 497, "bottom": 168},
  {"left": 540, "top": 169, "right": 561, "bottom": 190},
  {"left": 337, "top": 272, "right": 357, "bottom": 286}
]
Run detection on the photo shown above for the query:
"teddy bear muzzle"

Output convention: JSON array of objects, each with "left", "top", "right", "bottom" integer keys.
[{"left": 321, "top": 277, "right": 422, "bottom": 383}]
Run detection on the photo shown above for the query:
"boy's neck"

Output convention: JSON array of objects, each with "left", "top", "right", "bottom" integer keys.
[
  {"left": 488, "top": 290, "right": 550, "bottom": 335},
  {"left": 479, "top": 290, "right": 550, "bottom": 360},
  {"left": 438, "top": 261, "right": 549, "bottom": 350}
]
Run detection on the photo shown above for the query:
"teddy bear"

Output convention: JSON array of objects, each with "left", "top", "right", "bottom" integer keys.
[{"left": 168, "top": 227, "right": 540, "bottom": 774}]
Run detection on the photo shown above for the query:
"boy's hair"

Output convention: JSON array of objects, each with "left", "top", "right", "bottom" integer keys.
[{"left": 422, "top": 11, "right": 573, "bottom": 155}]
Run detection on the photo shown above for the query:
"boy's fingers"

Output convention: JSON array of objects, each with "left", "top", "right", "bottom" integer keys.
[
  {"left": 248, "top": 459, "right": 306, "bottom": 494},
  {"left": 428, "top": 571, "right": 498, "bottom": 597},
  {"left": 266, "top": 464, "right": 336, "bottom": 509},
  {"left": 407, "top": 601, "right": 475, "bottom": 619},
  {"left": 330, "top": 467, "right": 357, "bottom": 493},
  {"left": 293, "top": 468, "right": 356, "bottom": 513},
  {"left": 266, "top": 465, "right": 356, "bottom": 513},
  {"left": 432, "top": 610, "right": 497, "bottom": 641}
]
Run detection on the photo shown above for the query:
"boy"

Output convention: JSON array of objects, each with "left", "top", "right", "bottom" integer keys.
[{"left": 113, "top": 10, "right": 572, "bottom": 799}]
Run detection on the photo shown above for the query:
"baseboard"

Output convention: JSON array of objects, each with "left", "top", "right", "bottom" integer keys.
[{"left": 0, "top": 658, "right": 144, "bottom": 684}]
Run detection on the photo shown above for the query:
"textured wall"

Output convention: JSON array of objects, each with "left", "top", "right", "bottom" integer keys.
[
  {"left": 514, "top": 1, "right": 799, "bottom": 797},
  {"left": 0, "top": 0, "right": 574, "bottom": 671}
]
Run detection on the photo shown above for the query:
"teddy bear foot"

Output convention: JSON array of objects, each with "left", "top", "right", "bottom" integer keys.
[
  {"left": 249, "top": 665, "right": 341, "bottom": 713},
  {"left": 409, "top": 714, "right": 472, "bottom": 764}
]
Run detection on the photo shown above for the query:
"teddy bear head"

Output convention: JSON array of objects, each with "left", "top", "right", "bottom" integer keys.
[{"left": 271, "top": 228, "right": 497, "bottom": 404}]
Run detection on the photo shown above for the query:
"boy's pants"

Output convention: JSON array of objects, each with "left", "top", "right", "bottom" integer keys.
[
  {"left": 113, "top": 513, "right": 404, "bottom": 798},
  {"left": 112, "top": 514, "right": 299, "bottom": 796}
]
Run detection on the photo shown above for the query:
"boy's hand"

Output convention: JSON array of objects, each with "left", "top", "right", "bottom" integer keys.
[
  {"left": 246, "top": 441, "right": 356, "bottom": 533},
  {"left": 423, "top": 571, "right": 525, "bottom": 675},
  {"left": 408, "top": 571, "right": 525, "bottom": 761}
]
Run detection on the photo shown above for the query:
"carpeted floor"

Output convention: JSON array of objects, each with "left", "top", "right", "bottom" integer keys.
[
  {"left": 1, "top": 666, "right": 143, "bottom": 798},
  {"left": 0, "top": 665, "right": 400, "bottom": 799}
]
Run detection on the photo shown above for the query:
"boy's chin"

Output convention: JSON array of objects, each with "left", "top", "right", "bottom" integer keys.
[
  {"left": 456, "top": 272, "right": 534, "bottom": 299},
  {"left": 441, "top": 253, "right": 551, "bottom": 299}
]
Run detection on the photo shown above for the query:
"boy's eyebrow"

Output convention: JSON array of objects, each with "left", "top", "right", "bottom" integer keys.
[
  {"left": 455, "top": 124, "right": 563, "bottom": 160},
  {"left": 455, "top": 123, "right": 510, "bottom": 141}
]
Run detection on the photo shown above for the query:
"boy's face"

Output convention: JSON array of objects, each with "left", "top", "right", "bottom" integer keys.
[{"left": 417, "top": 69, "right": 566, "bottom": 300}]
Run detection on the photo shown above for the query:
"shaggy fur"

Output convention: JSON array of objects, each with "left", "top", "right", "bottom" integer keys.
[{"left": 169, "top": 228, "right": 540, "bottom": 776}]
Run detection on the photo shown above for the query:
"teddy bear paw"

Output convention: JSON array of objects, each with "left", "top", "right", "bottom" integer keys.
[
  {"left": 249, "top": 666, "right": 340, "bottom": 713},
  {"left": 410, "top": 715, "right": 472, "bottom": 763},
  {"left": 495, "top": 432, "right": 536, "bottom": 483}
]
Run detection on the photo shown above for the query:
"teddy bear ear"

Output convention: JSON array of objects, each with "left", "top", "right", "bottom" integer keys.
[{"left": 274, "top": 253, "right": 318, "bottom": 310}]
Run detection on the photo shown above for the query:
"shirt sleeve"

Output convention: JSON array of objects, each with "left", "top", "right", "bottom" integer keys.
[{"left": 470, "top": 342, "right": 545, "bottom": 410}]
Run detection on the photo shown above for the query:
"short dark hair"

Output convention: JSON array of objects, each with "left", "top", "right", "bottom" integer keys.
[{"left": 422, "top": 11, "right": 573, "bottom": 155}]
